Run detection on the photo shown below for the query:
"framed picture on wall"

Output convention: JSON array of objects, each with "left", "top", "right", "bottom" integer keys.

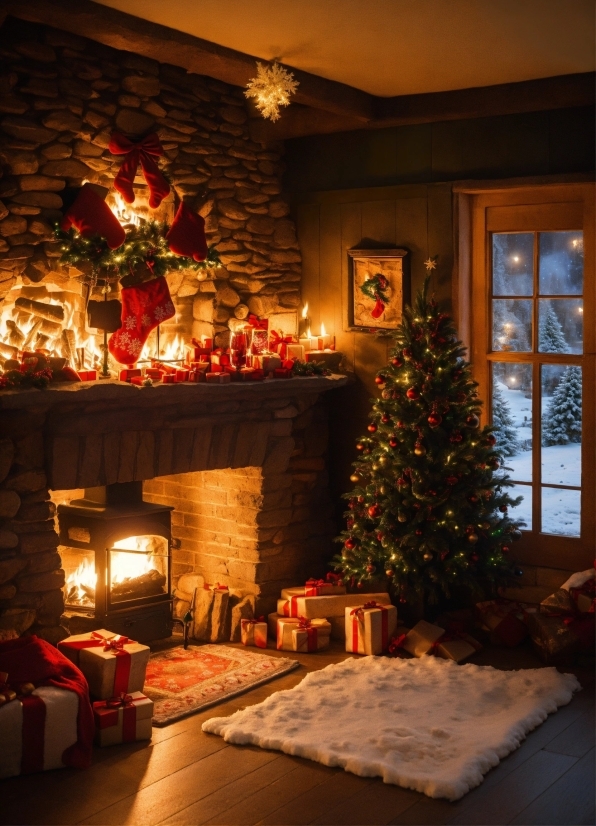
[{"left": 347, "top": 248, "right": 408, "bottom": 331}]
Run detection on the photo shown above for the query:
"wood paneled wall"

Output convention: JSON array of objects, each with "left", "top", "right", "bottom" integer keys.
[{"left": 294, "top": 182, "right": 454, "bottom": 518}]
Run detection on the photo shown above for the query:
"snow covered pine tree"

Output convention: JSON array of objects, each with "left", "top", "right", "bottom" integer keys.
[
  {"left": 539, "top": 305, "right": 570, "bottom": 353},
  {"left": 543, "top": 366, "right": 582, "bottom": 445},
  {"left": 492, "top": 384, "right": 521, "bottom": 456},
  {"left": 335, "top": 277, "right": 524, "bottom": 605}
]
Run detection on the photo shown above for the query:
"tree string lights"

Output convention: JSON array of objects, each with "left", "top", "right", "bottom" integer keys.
[{"left": 245, "top": 61, "right": 299, "bottom": 122}]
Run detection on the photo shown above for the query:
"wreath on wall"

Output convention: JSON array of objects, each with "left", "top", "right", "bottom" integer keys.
[{"left": 360, "top": 273, "right": 390, "bottom": 319}]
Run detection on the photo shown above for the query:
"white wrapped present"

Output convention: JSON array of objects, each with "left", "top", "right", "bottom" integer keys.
[
  {"left": 278, "top": 591, "right": 391, "bottom": 619},
  {"left": 93, "top": 691, "right": 153, "bottom": 747},
  {"left": 276, "top": 617, "right": 331, "bottom": 651},
  {"left": 240, "top": 618, "right": 268, "bottom": 648},
  {"left": 345, "top": 601, "right": 398, "bottom": 655}
]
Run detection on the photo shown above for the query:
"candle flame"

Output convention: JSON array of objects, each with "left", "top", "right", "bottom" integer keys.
[
  {"left": 307, "top": 326, "right": 312, "bottom": 338},
  {"left": 321, "top": 322, "right": 327, "bottom": 336},
  {"left": 301, "top": 303, "right": 308, "bottom": 319}
]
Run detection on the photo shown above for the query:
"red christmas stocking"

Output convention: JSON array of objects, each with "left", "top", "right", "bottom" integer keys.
[
  {"left": 370, "top": 295, "right": 385, "bottom": 319},
  {"left": 166, "top": 202, "right": 208, "bottom": 262},
  {"left": 109, "top": 132, "right": 171, "bottom": 209},
  {"left": 108, "top": 277, "right": 175, "bottom": 365},
  {"left": 60, "top": 184, "right": 125, "bottom": 249}
]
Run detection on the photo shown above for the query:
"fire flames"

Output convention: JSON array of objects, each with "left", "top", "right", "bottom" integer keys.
[{"left": 64, "top": 534, "right": 167, "bottom": 608}]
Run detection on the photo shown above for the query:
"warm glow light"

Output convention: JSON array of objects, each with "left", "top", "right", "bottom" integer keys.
[
  {"left": 512, "top": 255, "right": 520, "bottom": 263},
  {"left": 510, "top": 377, "right": 516, "bottom": 383},
  {"left": 578, "top": 306, "right": 583, "bottom": 314},
  {"left": 109, "top": 192, "right": 141, "bottom": 227},
  {"left": 301, "top": 303, "right": 309, "bottom": 319},
  {"left": 307, "top": 326, "right": 312, "bottom": 338},
  {"left": 321, "top": 322, "right": 327, "bottom": 336},
  {"left": 65, "top": 557, "right": 97, "bottom": 606}
]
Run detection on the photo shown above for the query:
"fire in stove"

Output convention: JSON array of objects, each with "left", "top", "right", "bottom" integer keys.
[{"left": 64, "top": 535, "right": 168, "bottom": 609}]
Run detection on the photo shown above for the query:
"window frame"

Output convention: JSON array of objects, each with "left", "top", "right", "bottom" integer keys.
[{"left": 458, "top": 182, "right": 594, "bottom": 571}]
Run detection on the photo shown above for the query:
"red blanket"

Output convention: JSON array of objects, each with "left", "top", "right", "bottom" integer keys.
[{"left": 0, "top": 635, "right": 94, "bottom": 769}]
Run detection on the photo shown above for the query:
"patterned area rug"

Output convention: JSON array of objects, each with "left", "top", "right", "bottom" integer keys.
[{"left": 144, "top": 644, "right": 300, "bottom": 726}]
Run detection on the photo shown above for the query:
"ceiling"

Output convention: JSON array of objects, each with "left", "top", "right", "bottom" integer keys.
[{"left": 94, "top": 0, "right": 595, "bottom": 97}]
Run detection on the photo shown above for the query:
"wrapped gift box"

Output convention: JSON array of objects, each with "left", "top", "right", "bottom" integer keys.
[
  {"left": 278, "top": 591, "right": 390, "bottom": 619},
  {"left": 281, "top": 578, "right": 346, "bottom": 600},
  {"left": 434, "top": 632, "right": 482, "bottom": 663},
  {"left": 71, "top": 636, "right": 150, "bottom": 700},
  {"left": 58, "top": 629, "right": 119, "bottom": 668},
  {"left": 560, "top": 569, "right": 595, "bottom": 614},
  {"left": 0, "top": 686, "right": 79, "bottom": 779},
  {"left": 345, "top": 602, "right": 397, "bottom": 655},
  {"left": 93, "top": 691, "right": 153, "bottom": 747},
  {"left": 276, "top": 617, "right": 331, "bottom": 652},
  {"left": 401, "top": 620, "right": 446, "bottom": 657},
  {"left": 241, "top": 618, "right": 268, "bottom": 649},
  {"left": 475, "top": 600, "right": 528, "bottom": 647},
  {"left": 527, "top": 611, "right": 594, "bottom": 666}
]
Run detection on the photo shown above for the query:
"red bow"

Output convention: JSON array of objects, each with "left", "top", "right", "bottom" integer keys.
[
  {"left": 103, "top": 636, "right": 129, "bottom": 652},
  {"left": 104, "top": 692, "right": 133, "bottom": 708},
  {"left": 247, "top": 313, "right": 269, "bottom": 331},
  {"left": 388, "top": 633, "right": 407, "bottom": 654},
  {"left": 326, "top": 573, "right": 343, "bottom": 585},
  {"left": 297, "top": 616, "right": 312, "bottom": 629},
  {"left": 350, "top": 601, "right": 380, "bottom": 618},
  {"left": 270, "top": 330, "right": 294, "bottom": 358},
  {"left": 305, "top": 578, "right": 325, "bottom": 588},
  {"left": 109, "top": 132, "right": 170, "bottom": 209}
]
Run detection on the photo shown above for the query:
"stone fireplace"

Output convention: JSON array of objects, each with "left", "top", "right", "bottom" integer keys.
[
  {"left": 0, "top": 375, "right": 346, "bottom": 642},
  {"left": 0, "top": 16, "right": 348, "bottom": 644}
]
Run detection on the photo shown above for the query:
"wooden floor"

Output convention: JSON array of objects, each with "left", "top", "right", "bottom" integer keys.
[{"left": 1, "top": 640, "right": 594, "bottom": 826}]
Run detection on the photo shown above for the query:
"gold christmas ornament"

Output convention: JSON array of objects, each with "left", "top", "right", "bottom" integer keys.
[{"left": 245, "top": 61, "right": 299, "bottom": 122}]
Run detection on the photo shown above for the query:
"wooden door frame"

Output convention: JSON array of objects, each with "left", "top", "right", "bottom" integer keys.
[{"left": 453, "top": 179, "right": 595, "bottom": 572}]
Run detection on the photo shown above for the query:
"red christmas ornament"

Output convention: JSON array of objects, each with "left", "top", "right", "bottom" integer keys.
[
  {"left": 415, "top": 529, "right": 423, "bottom": 536},
  {"left": 389, "top": 437, "right": 399, "bottom": 449},
  {"left": 467, "top": 533, "right": 479, "bottom": 544},
  {"left": 466, "top": 414, "right": 480, "bottom": 429},
  {"left": 397, "top": 477, "right": 407, "bottom": 486},
  {"left": 486, "top": 434, "right": 497, "bottom": 446},
  {"left": 414, "top": 441, "right": 426, "bottom": 456},
  {"left": 365, "top": 564, "right": 376, "bottom": 574},
  {"left": 375, "top": 375, "right": 386, "bottom": 386},
  {"left": 376, "top": 532, "right": 384, "bottom": 542},
  {"left": 358, "top": 496, "right": 365, "bottom": 503},
  {"left": 381, "top": 413, "right": 392, "bottom": 424},
  {"left": 403, "top": 348, "right": 413, "bottom": 360},
  {"left": 368, "top": 503, "right": 382, "bottom": 518},
  {"left": 499, "top": 505, "right": 508, "bottom": 513},
  {"left": 450, "top": 431, "right": 463, "bottom": 443},
  {"left": 502, "top": 545, "right": 511, "bottom": 553},
  {"left": 356, "top": 442, "right": 364, "bottom": 451},
  {"left": 396, "top": 420, "right": 405, "bottom": 429},
  {"left": 446, "top": 476, "right": 458, "bottom": 485},
  {"left": 347, "top": 518, "right": 354, "bottom": 528},
  {"left": 406, "top": 387, "right": 420, "bottom": 400},
  {"left": 367, "top": 423, "right": 378, "bottom": 433},
  {"left": 357, "top": 581, "right": 364, "bottom": 589},
  {"left": 344, "top": 537, "right": 357, "bottom": 550},
  {"left": 428, "top": 411, "right": 442, "bottom": 427},
  {"left": 391, "top": 356, "right": 403, "bottom": 367},
  {"left": 468, "top": 494, "right": 479, "bottom": 503}
]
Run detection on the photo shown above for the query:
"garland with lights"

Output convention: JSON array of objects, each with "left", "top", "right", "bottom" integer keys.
[
  {"left": 54, "top": 220, "right": 221, "bottom": 284},
  {"left": 333, "top": 276, "right": 524, "bottom": 605},
  {"left": 291, "top": 359, "right": 331, "bottom": 377}
]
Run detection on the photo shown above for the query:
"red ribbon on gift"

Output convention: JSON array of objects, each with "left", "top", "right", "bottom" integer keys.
[
  {"left": 270, "top": 330, "right": 294, "bottom": 358},
  {"left": 93, "top": 693, "right": 144, "bottom": 742},
  {"left": 326, "top": 572, "right": 343, "bottom": 585},
  {"left": 388, "top": 633, "right": 407, "bottom": 655},
  {"left": 246, "top": 313, "right": 269, "bottom": 331},
  {"left": 297, "top": 617, "right": 318, "bottom": 652},
  {"left": 304, "top": 578, "right": 326, "bottom": 597},
  {"left": 350, "top": 602, "right": 389, "bottom": 653},
  {"left": 108, "top": 132, "right": 170, "bottom": 209}
]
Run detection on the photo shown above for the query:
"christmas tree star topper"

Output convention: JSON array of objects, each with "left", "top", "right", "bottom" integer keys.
[{"left": 424, "top": 256, "right": 438, "bottom": 271}]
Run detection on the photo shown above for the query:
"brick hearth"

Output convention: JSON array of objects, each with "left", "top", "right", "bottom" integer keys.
[{"left": 0, "top": 375, "right": 347, "bottom": 642}]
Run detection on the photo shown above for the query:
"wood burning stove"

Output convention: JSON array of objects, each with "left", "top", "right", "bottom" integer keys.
[{"left": 58, "top": 482, "right": 173, "bottom": 643}]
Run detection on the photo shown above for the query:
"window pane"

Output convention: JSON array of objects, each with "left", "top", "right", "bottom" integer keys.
[
  {"left": 541, "top": 365, "right": 581, "bottom": 486},
  {"left": 507, "top": 483, "right": 532, "bottom": 530},
  {"left": 491, "top": 363, "right": 532, "bottom": 482},
  {"left": 492, "top": 233, "right": 534, "bottom": 296},
  {"left": 492, "top": 299, "right": 532, "bottom": 351},
  {"left": 539, "top": 231, "right": 583, "bottom": 295},
  {"left": 538, "top": 299, "right": 583, "bottom": 354},
  {"left": 541, "top": 488, "right": 580, "bottom": 536}
]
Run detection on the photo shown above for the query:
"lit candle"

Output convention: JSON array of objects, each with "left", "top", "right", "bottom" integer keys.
[
  {"left": 298, "top": 303, "right": 310, "bottom": 337},
  {"left": 299, "top": 327, "right": 315, "bottom": 352},
  {"left": 317, "top": 323, "right": 333, "bottom": 351}
]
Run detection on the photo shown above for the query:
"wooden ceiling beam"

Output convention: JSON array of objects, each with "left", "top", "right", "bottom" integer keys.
[
  {"left": 1, "top": 0, "right": 375, "bottom": 122},
  {"left": 251, "top": 72, "right": 595, "bottom": 141}
]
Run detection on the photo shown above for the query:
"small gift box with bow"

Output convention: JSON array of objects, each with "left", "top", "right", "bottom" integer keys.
[
  {"left": 58, "top": 629, "right": 119, "bottom": 667},
  {"left": 240, "top": 618, "right": 268, "bottom": 649},
  {"left": 60, "top": 631, "right": 150, "bottom": 700},
  {"left": 276, "top": 617, "right": 331, "bottom": 652},
  {"left": 93, "top": 691, "right": 153, "bottom": 747},
  {"left": 400, "top": 620, "right": 446, "bottom": 657},
  {"left": 474, "top": 599, "right": 529, "bottom": 647},
  {"left": 559, "top": 568, "right": 595, "bottom": 614},
  {"left": 527, "top": 611, "right": 594, "bottom": 666},
  {"left": 345, "top": 601, "right": 397, "bottom": 655},
  {"left": 281, "top": 576, "right": 346, "bottom": 601}
]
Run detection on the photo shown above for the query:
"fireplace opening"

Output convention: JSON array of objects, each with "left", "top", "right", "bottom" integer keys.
[{"left": 57, "top": 482, "right": 173, "bottom": 642}]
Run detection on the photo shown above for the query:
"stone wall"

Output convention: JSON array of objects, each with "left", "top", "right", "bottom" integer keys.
[
  {"left": 0, "top": 377, "right": 343, "bottom": 639},
  {"left": 0, "top": 16, "right": 301, "bottom": 345}
]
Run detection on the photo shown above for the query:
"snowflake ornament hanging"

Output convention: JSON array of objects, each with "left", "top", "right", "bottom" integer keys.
[{"left": 245, "top": 61, "right": 299, "bottom": 122}]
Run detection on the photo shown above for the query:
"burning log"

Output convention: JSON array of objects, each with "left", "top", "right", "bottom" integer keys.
[
  {"left": 61, "top": 328, "right": 76, "bottom": 363},
  {"left": 0, "top": 341, "right": 18, "bottom": 360},
  {"left": 23, "top": 318, "right": 43, "bottom": 350},
  {"left": 111, "top": 568, "right": 167, "bottom": 601},
  {"left": 34, "top": 333, "right": 50, "bottom": 350},
  {"left": 5, "top": 320, "right": 24, "bottom": 348},
  {"left": 15, "top": 297, "right": 65, "bottom": 323},
  {"left": 39, "top": 318, "right": 63, "bottom": 337}
]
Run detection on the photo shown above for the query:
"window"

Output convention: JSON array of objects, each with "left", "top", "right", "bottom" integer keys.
[{"left": 466, "top": 184, "right": 594, "bottom": 570}]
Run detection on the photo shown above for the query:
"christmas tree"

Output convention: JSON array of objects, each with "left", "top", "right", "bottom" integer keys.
[
  {"left": 538, "top": 305, "right": 569, "bottom": 353},
  {"left": 491, "top": 384, "right": 521, "bottom": 457},
  {"left": 542, "top": 366, "right": 582, "bottom": 445},
  {"left": 334, "top": 277, "right": 523, "bottom": 604}
]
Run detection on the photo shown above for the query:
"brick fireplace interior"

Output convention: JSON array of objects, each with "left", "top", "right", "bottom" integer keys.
[{"left": 0, "top": 16, "right": 345, "bottom": 643}]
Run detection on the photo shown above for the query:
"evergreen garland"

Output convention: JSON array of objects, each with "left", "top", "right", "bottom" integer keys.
[
  {"left": 360, "top": 273, "right": 389, "bottom": 306},
  {"left": 292, "top": 359, "right": 331, "bottom": 376},
  {"left": 54, "top": 220, "right": 221, "bottom": 284},
  {"left": 334, "top": 277, "right": 524, "bottom": 605}
]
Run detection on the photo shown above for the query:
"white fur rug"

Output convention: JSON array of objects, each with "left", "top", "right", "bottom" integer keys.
[{"left": 203, "top": 656, "right": 580, "bottom": 800}]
